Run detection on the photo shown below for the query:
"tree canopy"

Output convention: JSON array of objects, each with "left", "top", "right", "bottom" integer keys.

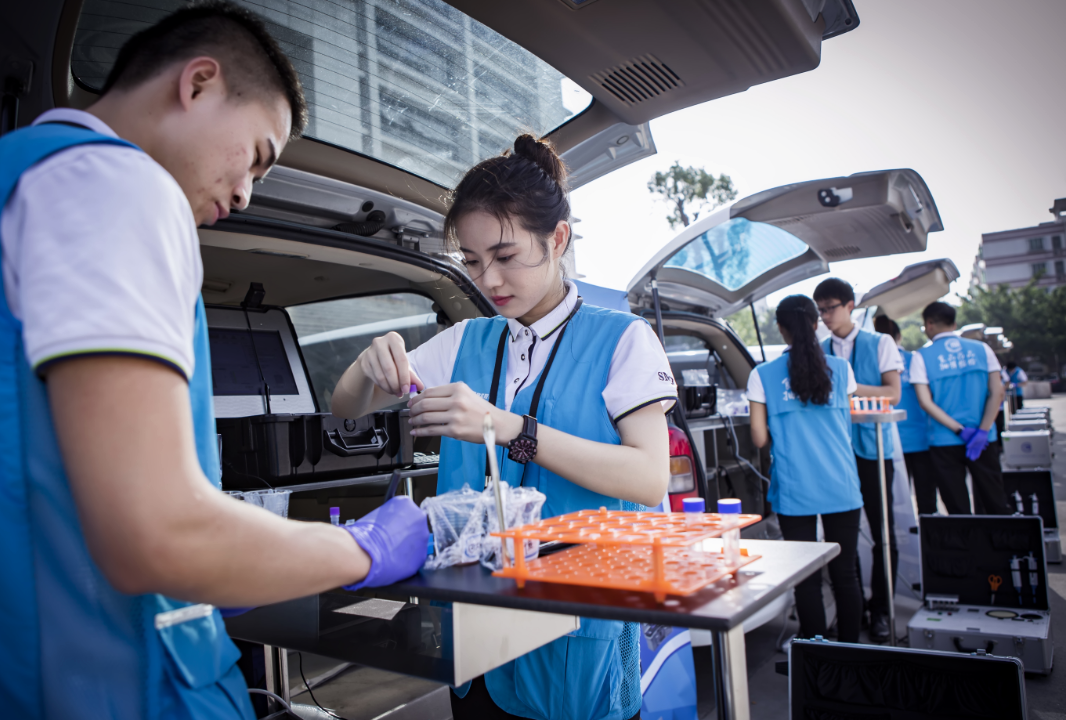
[
  {"left": 648, "top": 162, "right": 737, "bottom": 229},
  {"left": 956, "top": 282, "right": 1066, "bottom": 370},
  {"left": 724, "top": 306, "right": 785, "bottom": 349}
]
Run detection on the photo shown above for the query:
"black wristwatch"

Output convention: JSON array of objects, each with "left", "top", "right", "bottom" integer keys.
[{"left": 507, "top": 415, "right": 538, "bottom": 464}]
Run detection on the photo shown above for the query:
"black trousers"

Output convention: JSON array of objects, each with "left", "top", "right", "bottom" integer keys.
[
  {"left": 778, "top": 509, "right": 862, "bottom": 643},
  {"left": 905, "top": 450, "right": 945, "bottom": 516},
  {"left": 1015, "top": 395, "right": 1025, "bottom": 410},
  {"left": 452, "top": 676, "right": 642, "bottom": 720},
  {"left": 929, "top": 443, "right": 1010, "bottom": 515},
  {"left": 856, "top": 456, "right": 898, "bottom": 615}
]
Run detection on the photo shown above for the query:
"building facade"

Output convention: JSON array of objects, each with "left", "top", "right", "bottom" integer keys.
[{"left": 971, "top": 203, "right": 1066, "bottom": 291}]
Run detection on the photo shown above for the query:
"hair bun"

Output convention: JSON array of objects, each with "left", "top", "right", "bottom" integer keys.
[{"left": 513, "top": 134, "right": 568, "bottom": 188}]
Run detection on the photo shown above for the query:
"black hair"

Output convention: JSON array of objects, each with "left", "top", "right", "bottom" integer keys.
[
  {"left": 445, "top": 134, "right": 570, "bottom": 269},
  {"left": 1006, "top": 361, "right": 1018, "bottom": 370},
  {"left": 813, "top": 277, "right": 855, "bottom": 305},
  {"left": 102, "top": 1, "right": 307, "bottom": 140},
  {"left": 776, "top": 295, "right": 833, "bottom": 405},
  {"left": 922, "top": 301, "right": 956, "bottom": 327},
  {"left": 873, "top": 315, "right": 901, "bottom": 340}
]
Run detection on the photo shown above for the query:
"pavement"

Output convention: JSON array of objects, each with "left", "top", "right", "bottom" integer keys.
[{"left": 284, "top": 397, "right": 1066, "bottom": 720}]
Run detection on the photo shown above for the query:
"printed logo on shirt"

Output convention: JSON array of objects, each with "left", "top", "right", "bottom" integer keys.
[
  {"left": 657, "top": 371, "right": 676, "bottom": 386},
  {"left": 936, "top": 350, "right": 978, "bottom": 372},
  {"left": 781, "top": 377, "right": 797, "bottom": 402},
  {"left": 475, "top": 391, "right": 489, "bottom": 400},
  {"left": 944, "top": 338, "right": 962, "bottom": 354}
]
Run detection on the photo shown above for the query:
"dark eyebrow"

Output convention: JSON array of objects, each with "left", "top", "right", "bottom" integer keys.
[
  {"left": 459, "top": 241, "right": 517, "bottom": 253},
  {"left": 262, "top": 138, "right": 278, "bottom": 170}
]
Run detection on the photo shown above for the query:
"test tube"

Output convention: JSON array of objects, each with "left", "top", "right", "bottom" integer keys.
[
  {"left": 718, "top": 498, "right": 742, "bottom": 567},
  {"left": 329, "top": 507, "right": 340, "bottom": 526},
  {"left": 682, "top": 496, "right": 705, "bottom": 525}
]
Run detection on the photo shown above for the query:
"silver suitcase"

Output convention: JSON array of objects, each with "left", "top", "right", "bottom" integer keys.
[
  {"left": 788, "top": 637, "right": 1028, "bottom": 719},
  {"left": 1004, "top": 469, "right": 1062, "bottom": 563},
  {"left": 907, "top": 515, "right": 1053, "bottom": 674},
  {"left": 1002, "top": 429, "right": 1054, "bottom": 469}
]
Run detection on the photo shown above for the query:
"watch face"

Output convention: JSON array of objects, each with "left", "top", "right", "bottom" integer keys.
[{"left": 510, "top": 437, "right": 537, "bottom": 463}]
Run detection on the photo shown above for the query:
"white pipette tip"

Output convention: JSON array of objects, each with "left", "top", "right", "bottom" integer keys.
[{"left": 482, "top": 412, "right": 496, "bottom": 446}]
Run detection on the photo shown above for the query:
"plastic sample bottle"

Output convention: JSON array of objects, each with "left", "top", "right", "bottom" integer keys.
[
  {"left": 682, "top": 497, "right": 705, "bottom": 524},
  {"left": 329, "top": 507, "right": 340, "bottom": 526},
  {"left": 718, "top": 498, "right": 742, "bottom": 567}
]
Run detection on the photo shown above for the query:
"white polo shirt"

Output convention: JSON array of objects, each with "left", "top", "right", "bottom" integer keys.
[
  {"left": 907, "top": 332, "right": 1001, "bottom": 384},
  {"left": 827, "top": 324, "right": 904, "bottom": 376},
  {"left": 1, "top": 109, "right": 201, "bottom": 379},
  {"left": 746, "top": 351, "right": 856, "bottom": 403},
  {"left": 409, "top": 282, "right": 678, "bottom": 421}
]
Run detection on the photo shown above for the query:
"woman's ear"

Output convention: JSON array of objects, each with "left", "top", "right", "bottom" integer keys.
[{"left": 550, "top": 220, "right": 570, "bottom": 260}]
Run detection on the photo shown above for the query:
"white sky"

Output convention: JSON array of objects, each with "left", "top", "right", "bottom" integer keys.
[{"left": 570, "top": 0, "right": 1066, "bottom": 307}]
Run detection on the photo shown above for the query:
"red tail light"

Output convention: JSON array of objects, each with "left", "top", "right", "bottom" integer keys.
[{"left": 668, "top": 426, "right": 698, "bottom": 511}]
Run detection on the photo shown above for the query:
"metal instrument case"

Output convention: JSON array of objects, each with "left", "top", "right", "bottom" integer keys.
[
  {"left": 1004, "top": 469, "right": 1062, "bottom": 563},
  {"left": 906, "top": 515, "right": 1053, "bottom": 674}
]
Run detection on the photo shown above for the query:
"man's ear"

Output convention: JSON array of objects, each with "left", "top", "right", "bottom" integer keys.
[
  {"left": 178, "top": 56, "right": 224, "bottom": 110},
  {"left": 845, "top": 300, "right": 856, "bottom": 313}
]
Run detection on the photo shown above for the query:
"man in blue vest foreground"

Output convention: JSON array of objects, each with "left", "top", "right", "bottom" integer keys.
[
  {"left": 909, "top": 302, "right": 1010, "bottom": 515},
  {"left": 814, "top": 278, "right": 902, "bottom": 643},
  {"left": 0, "top": 4, "right": 427, "bottom": 718}
]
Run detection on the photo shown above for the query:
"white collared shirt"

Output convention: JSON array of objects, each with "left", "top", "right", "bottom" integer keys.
[
  {"left": 408, "top": 282, "right": 677, "bottom": 421},
  {"left": 827, "top": 323, "right": 903, "bottom": 376},
  {"left": 907, "top": 331, "right": 1001, "bottom": 384},
  {"left": 1, "top": 108, "right": 201, "bottom": 378}
]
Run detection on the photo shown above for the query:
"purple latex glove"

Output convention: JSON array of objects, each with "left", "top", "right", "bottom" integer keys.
[
  {"left": 342, "top": 496, "right": 428, "bottom": 590},
  {"left": 218, "top": 607, "right": 256, "bottom": 618},
  {"left": 965, "top": 428, "right": 989, "bottom": 461},
  {"left": 958, "top": 427, "right": 978, "bottom": 444}
]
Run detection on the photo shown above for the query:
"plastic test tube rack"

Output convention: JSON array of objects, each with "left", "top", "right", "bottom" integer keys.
[
  {"left": 491, "top": 508, "right": 762, "bottom": 602},
  {"left": 850, "top": 396, "right": 894, "bottom": 414}
]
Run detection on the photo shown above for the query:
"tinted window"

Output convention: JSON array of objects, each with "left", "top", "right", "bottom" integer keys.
[
  {"left": 288, "top": 293, "right": 440, "bottom": 411},
  {"left": 663, "top": 218, "right": 809, "bottom": 292},
  {"left": 71, "top": 0, "right": 593, "bottom": 188}
]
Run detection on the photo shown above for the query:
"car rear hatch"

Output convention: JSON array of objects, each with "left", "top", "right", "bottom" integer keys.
[
  {"left": 626, "top": 169, "right": 945, "bottom": 317},
  {"left": 857, "top": 258, "right": 960, "bottom": 318}
]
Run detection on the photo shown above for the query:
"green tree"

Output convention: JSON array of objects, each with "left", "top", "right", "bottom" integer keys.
[
  {"left": 895, "top": 311, "right": 927, "bottom": 351},
  {"left": 648, "top": 162, "right": 737, "bottom": 229},
  {"left": 956, "top": 282, "right": 1066, "bottom": 371},
  {"left": 724, "top": 306, "right": 785, "bottom": 350}
]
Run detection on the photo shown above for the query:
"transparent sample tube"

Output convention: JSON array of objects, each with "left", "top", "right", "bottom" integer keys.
[
  {"left": 682, "top": 496, "right": 705, "bottom": 524},
  {"left": 718, "top": 498, "right": 742, "bottom": 567},
  {"left": 329, "top": 507, "right": 340, "bottom": 526}
]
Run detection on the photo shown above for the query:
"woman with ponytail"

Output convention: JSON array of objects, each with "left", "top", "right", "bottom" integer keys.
[
  {"left": 747, "top": 295, "right": 863, "bottom": 642},
  {"left": 332, "top": 135, "right": 678, "bottom": 720}
]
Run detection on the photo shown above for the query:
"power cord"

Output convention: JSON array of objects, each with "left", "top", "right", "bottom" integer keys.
[
  {"left": 298, "top": 652, "right": 349, "bottom": 720},
  {"left": 247, "top": 688, "right": 298, "bottom": 718},
  {"left": 724, "top": 414, "right": 770, "bottom": 487}
]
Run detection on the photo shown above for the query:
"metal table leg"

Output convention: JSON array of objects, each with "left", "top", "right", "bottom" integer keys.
[
  {"left": 262, "top": 644, "right": 291, "bottom": 714},
  {"left": 874, "top": 422, "right": 896, "bottom": 647},
  {"left": 711, "top": 625, "right": 750, "bottom": 720}
]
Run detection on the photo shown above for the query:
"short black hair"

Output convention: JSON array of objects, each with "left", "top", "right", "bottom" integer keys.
[
  {"left": 102, "top": 1, "right": 307, "bottom": 140},
  {"left": 873, "top": 315, "right": 901, "bottom": 339},
  {"left": 922, "top": 301, "right": 956, "bottom": 327},
  {"left": 813, "top": 277, "right": 855, "bottom": 305},
  {"left": 1006, "top": 361, "right": 1018, "bottom": 370}
]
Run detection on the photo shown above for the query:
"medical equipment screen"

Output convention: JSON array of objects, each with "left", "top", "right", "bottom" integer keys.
[{"left": 210, "top": 328, "right": 299, "bottom": 396}]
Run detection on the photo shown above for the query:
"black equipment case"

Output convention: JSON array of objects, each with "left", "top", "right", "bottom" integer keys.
[
  {"left": 1004, "top": 469, "right": 1062, "bottom": 563},
  {"left": 206, "top": 302, "right": 414, "bottom": 490},
  {"left": 788, "top": 637, "right": 1027, "bottom": 719},
  {"left": 907, "top": 515, "right": 1053, "bottom": 674}
]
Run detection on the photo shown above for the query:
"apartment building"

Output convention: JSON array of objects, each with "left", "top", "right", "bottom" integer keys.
[{"left": 971, "top": 199, "right": 1066, "bottom": 291}]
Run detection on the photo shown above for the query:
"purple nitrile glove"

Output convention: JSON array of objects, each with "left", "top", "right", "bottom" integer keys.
[
  {"left": 342, "top": 496, "right": 429, "bottom": 590},
  {"left": 218, "top": 607, "right": 256, "bottom": 618},
  {"left": 965, "top": 428, "right": 990, "bottom": 461},
  {"left": 958, "top": 427, "right": 978, "bottom": 444}
]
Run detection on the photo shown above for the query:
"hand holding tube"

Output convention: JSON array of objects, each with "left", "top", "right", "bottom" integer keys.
[
  {"left": 343, "top": 496, "right": 429, "bottom": 590},
  {"left": 965, "top": 428, "right": 989, "bottom": 461}
]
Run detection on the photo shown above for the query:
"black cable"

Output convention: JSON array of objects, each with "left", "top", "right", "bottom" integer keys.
[{"left": 298, "top": 652, "right": 349, "bottom": 720}]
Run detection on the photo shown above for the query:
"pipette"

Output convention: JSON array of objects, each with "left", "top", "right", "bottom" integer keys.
[
  {"left": 988, "top": 574, "right": 1002, "bottom": 605},
  {"left": 404, "top": 385, "right": 417, "bottom": 497},
  {"left": 1027, "top": 552, "right": 1039, "bottom": 604},
  {"left": 1011, "top": 555, "right": 1023, "bottom": 605},
  {"left": 483, "top": 413, "right": 510, "bottom": 566},
  {"left": 1012, "top": 491, "right": 1024, "bottom": 514},
  {"left": 1030, "top": 493, "right": 1039, "bottom": 517}
]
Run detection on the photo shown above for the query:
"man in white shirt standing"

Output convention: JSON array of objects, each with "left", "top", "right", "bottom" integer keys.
[
  {"left": 814, "top": 278, "right": 902, "bottom": 643},
  {"left": 909, "top": 302, "right": 1009, "bottom": 515},
  {"left": 0, "top": 4, "right": 426, "bottom": 718}
]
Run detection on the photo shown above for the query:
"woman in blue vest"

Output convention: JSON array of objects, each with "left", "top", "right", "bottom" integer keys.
[
  {"left": 748, "top": 295, "right": 863, "bottom": 642},
  {"left": 332, "top": 135, "right": 678, "bottom": 720},
  {"left": 873, "top": 317, "right": 941, "bottom": 515}
]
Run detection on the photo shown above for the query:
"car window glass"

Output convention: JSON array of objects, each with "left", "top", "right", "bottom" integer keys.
[
  {"left": 71, "top": 0, "right": 593, "bottom": 189},
  {"left": 663, "top": 217, "right": 809, "bottom": 292},
  {"left": 288, "top": 293, "right": 439, "bottom": 411}
]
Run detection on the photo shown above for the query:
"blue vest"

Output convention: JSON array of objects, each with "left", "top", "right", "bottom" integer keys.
[
  {"left": 0, "top": 124, "right": 251, "bottom": 719},
  {"left": 918, "top": 335, "right": 998, "bottom": 447},
  {"left": 756, "top": 352, "right": 862, "bottom": 516},
  {"left": 438, "top": 305, "right": 644, "bottom": 720},
  {"left": 822, "top": 329, "right": 895, "bottom": 460},
  {"left": 1009, "top": 368, "right": 1025, "bottom": 397},
  {"left": 896, "top": 348, "right": 930, "bottom": 454}
]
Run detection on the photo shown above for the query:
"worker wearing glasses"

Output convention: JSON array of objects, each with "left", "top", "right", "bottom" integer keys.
[{"left": 813, "top": 278, "right": 902, "bottom": 644}]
